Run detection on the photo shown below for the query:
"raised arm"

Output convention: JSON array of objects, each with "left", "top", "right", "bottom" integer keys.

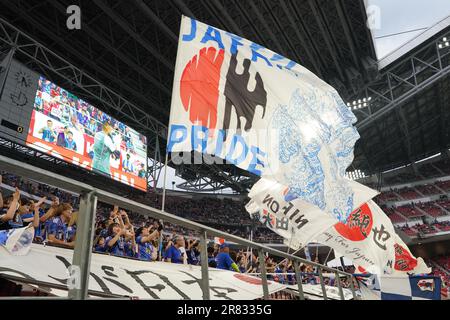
[
  {"left": 107, "top": 229, "right": 125, "bottom": 248},
  {"left": 140, "top": 230, "right": 160, "bottom": 243},
  {"left": 1, "top": 187, "right": 20, "bottom": 222},
  {"left": 32, "top": 196, "right": 46, "bottom": 228},
  {"left": 120, "top": 210, "right": 131, "bottom": 229}
]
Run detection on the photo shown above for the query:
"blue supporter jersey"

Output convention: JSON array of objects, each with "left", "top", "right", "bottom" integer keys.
[
  {"left": 275, "top": 266, "right": 285, "bottom": 284},
  {"left": 94, "top": 244, "right": 107, "bottom": 253},
  {"left": 124, "top": 240, "right": 136, "bottom": 258},
  {"left": 187, "top": 249, "right": 199, "bottom": 265},
  {"left": 105, "top": 235, "right": 125, "bottom": 256},
  {"left": 136, "top": 236, "right": 154, "bottom": 261},
  {"left": 99, "top": 229, "right": 108, "bottom": 239},
  {"left": 66, "top": 225, "right": 77, "bottom": 242},
  {"left": 164, "top": 245, "right": 183, "bottom": 264},
  {"left": 21, "top": 210, "right": 45, "bottom": 238},
  {"left": 47, "top": 216, "right": 68, "bottom": 241},
  {"left": 8, "top": 213, "right": 24, "bottom": 229},
  {"left": 215, "top": 252, "right": 234, "bottom": 270}
]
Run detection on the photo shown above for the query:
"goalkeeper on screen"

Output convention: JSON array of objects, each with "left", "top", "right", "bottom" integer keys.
[{"left": 92, "top": 122, "right": 120, "bottom": 176}]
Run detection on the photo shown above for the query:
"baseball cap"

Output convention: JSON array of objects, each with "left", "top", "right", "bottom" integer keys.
[{"left": 219, "top": 243, "right": 229, "bottom": 249}]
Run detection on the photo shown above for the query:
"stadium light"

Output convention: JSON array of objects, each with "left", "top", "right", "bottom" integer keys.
[
  {"left": 345, "top": 169, "right": 366, "bottom": 180},
  {"left": 347, "top": 97, "right": 372, "bottom": 111},
  {"left": 438, "top": 36, "right": 450, "bottom": 49}
]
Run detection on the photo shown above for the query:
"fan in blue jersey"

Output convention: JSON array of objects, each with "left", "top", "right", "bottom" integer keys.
[
  {"left": 136, "top": 222, "right": 163, "bottom": 261},
  {"left": 104, "top": 222, "right": 127, "bottom": 256},
  {"left": 47, "top": 203, "right": 74, "bottom": 248}
]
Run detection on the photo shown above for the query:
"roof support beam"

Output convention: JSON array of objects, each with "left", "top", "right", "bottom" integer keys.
[
  {"left": 279, "top": 0, "right": 323, "bottom": 77},
  {"left": 334, "top": 0, "right": 360, "bottom": 68},
  {"left": 92, "top": 0, "right": 174, "bottom": 71},
  {"left": 247, "top": 1, "right": 286, "bottom": 55},
  {"left": 211, "top": 0, "right": 244, "bottom": 36},
  {"left": 307, "top": 0, "right": 346, "bottom": 81},
  {"left": 49, "top": 1, "right": 172, "bottom": 97},
  {"left": 132, "top": 0, "right": 178, "bottom": 44}
]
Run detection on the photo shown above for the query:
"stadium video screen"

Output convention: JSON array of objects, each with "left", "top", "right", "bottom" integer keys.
[{"left": 26, "top": 76, "right": 148, "bottom": 191}]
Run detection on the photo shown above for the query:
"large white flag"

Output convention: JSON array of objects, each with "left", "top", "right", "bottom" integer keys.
[
  {"left": 0, "top": 224, "right": 35, "bottom": 256},
  {"left": 246, "top": 179, "right": 430, "bottom": 275},
  {"left": 168, "top": 16, "right": 361, "bottom": 222}
]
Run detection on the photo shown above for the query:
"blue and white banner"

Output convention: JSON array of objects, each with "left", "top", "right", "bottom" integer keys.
[
  {"left": 380, "top": 275, "right": 441, "bottom": 300},
  {"left": 0, "top": 224, "right": 35, "bottom": 256},
  {"left": 168, "top": 16, "right": 361, "bottom": 222}
]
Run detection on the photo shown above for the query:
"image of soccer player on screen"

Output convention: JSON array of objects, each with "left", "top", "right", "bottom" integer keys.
[{"left": 92, "top": 122, "right": 120, "bottom": 176}]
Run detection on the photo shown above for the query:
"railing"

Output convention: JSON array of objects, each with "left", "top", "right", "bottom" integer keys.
[{"left": 0, "top": 154, "right": 359, "bottom": 300}]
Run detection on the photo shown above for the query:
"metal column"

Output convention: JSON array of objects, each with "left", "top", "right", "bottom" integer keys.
[
  {"left": 199, "top": 230, "right": 210, "bottom": 300},
  {"left": 318, "top": 268, "right": 328, "bottom": 300},
  {"left": 68, "top": 191, "right": 97, "bottom": 300},
  {"left": 258, "top": 250, "right": 269, "bottom": 299},
  {"left": 349, "top": 275, "right": 357, "bottom": 300},
  {"left": 335, "top": 272, "right": 345, "bottom": 300},
  {"left": 293, "top": 261, "right": 305, "bottom": 300}
]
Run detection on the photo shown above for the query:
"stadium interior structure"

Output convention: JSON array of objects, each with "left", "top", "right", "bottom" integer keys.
[{"left": 0, "top": 0, "right": 449, "bottom": 300}]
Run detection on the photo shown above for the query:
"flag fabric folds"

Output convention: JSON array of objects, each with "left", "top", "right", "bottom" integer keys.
[
  {"left": 379, "top": 275, "right": 441, "bottom": 300},
  {"left": 246, "top": 178, "right": 430, "bottom": 275},
  {"left": 245, "top": 177, "right": 377, "bottom": 251},
  {"left": 168, "top": 16, "right": 430, "bottom": 278},
  {"left": 0, "top": 225, "right": 35, "bottom": 256},
  {"left": 168, "top": 16, "right": 361, "bottom": 223}
]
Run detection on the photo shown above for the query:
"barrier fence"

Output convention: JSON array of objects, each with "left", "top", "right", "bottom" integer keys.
[{"left": 0, "top": 154, "right": 359, "bottom": 300}]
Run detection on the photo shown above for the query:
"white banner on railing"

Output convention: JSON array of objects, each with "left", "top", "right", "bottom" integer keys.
[{"left": 0, "top": 244, "right": 285, "bottom": 300}]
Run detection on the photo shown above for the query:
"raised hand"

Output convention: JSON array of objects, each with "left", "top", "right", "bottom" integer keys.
[
  {"left": 36, "top": 196, "right": 47, "bottom": 208},
  {"left": 52, "top": 196, "right": 59, "bottom": 207},
  {"left": 13, "top": 187, "right": 20, "bottom": 200}
]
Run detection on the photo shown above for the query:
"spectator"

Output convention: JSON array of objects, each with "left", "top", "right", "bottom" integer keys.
[
  {"left": 0, "top": 188, "right": 20, "bottom": 230},
  {"left": 164, "top": 235, "right": 185, "bottom": 264},
  {"left": 215, "top": 243, "right": 240, "bottom": 272},
  {"left": 66, "top": 211, "right": 78, "bottom": 242},
  {"left": 135, "top": 224, "right": 161, "bottom": 261},
  {"left": 47, "top": 203, "right": 74, "bottom": 248},
  {"left": 186, "top": 239, "right": 200, "bottom": 265},
  {"left": 104, "top": 222, "right": 127, "bottom": 256},
  {"left": 207, "top": 246, "right": 217, "bottom": 268}
]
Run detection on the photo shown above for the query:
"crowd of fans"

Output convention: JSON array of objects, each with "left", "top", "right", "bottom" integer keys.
[
  {"left": 2, "top": 169, "right": 450, "bottom": 299},
  {"left": 0, "top": 172, "right": 290, "bottom": 274}
]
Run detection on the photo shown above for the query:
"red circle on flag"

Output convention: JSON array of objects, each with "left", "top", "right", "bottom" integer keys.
[
  {"left": 334, "top": 203, "right": 373, "bottom": 241},
  {"left": 394, "top": 243, "right": 417, "bottom": 271},
  {"left": 180, "top": 47, "right": 224, "bottom": 129},
  {"left": 234, "top": 273, "right": 272, "bottom": 285}
]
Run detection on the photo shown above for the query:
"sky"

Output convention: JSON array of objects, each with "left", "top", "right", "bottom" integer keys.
[
  {"left": 157, "top": 1, "right": 450, "bottom": 193},
  {"left": 368, "top": 0, "right": 450, "bottom": 58}
]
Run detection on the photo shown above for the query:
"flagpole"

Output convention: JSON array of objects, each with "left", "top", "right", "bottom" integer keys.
[
  {"left": 161, "top": 15, "right": 185, "bottom": 211},
  {"left": 161, "top": 152, "right": 169, "bottom": 212},
  {"left": 323, "top": 247, "right": 333, "bottom": 265}
]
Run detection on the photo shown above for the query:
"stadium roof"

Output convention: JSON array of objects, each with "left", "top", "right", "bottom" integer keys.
[{"left": 350, "top": 16, "right": 450, "bottom": 176}]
